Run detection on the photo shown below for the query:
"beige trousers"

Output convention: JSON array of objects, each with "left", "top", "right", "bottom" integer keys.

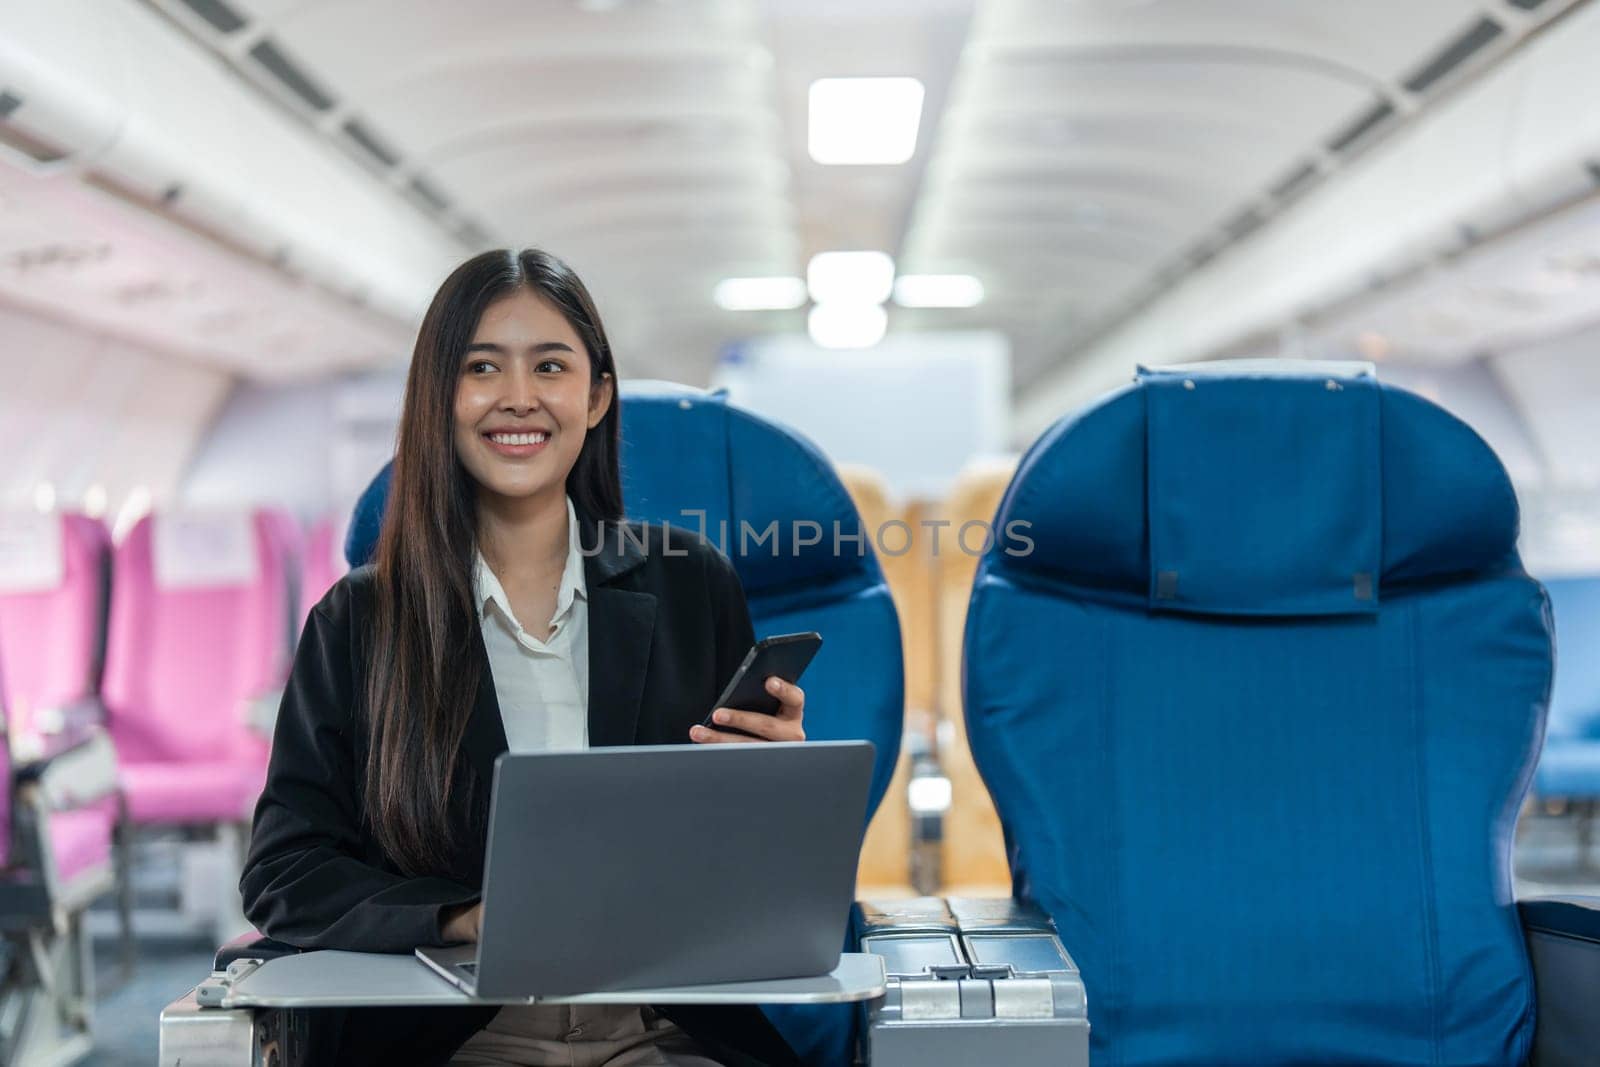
[{"left": 449, "top": 1003, "right": 723, "bottom": 1067}]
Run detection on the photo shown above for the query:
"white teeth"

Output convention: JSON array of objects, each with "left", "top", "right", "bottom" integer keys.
[{"left": 489, "top": 432, "right": 548, "bottom": 446}]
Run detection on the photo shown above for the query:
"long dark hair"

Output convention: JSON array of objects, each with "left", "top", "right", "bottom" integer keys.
[{"left": 364, "top": 248, "right": 622, "bottom": 877}]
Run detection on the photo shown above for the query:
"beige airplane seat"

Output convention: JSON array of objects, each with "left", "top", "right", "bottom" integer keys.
[
  {"left": 936, "top": 457, "right": 1019, "bottom": 895},
  {"left": 835, "top": 463, "right": 930, "bottom": 896},
  {"left": 889, "top": 497, "right": 942, "bottom": 893}
]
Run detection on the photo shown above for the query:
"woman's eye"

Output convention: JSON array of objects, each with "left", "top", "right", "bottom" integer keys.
[
  {"left": 536, "top": 359, "right": 565, "bottom": 374},
  {"left": 466, "top": 360, "right": 497, "bottom": 374}
]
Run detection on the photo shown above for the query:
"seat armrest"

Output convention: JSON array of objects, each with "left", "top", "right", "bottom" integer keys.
[
  {"left": 243, "top": 688, "right": 285, "bottom": 738},
  {"left": 32, "top": 696, "right": 106, "bottom": 736},
  {"left": 1521, "top": 896, "right": 1600, "bottom": 942},
  {"left": 215, "top": 932, "right": 303, "bottom": 970},
  {"left": 16, "top": 728, "right": 119, "bottom": 808},
  {"left": 1519, "top": 896, "right": 1600, "bottom": 1067},
  {"left": 854, "top": 896, "right": 1090, "bottom": 1066},
  {"left": 9, "top": 706, "right": 110, "bottom": 780}
]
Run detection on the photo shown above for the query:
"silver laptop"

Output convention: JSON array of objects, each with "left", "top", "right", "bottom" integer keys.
[{"left": 416, "top": 740, "right": 874, "bottom": 997}]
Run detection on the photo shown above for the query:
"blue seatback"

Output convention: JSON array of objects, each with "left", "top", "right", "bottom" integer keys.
[
  {"left": 616, "top": 382, "right": 903, "bottom": 815},
  {"left": 344, "top": 464, "right": 390, "bottom": 571},
  {"left": 619, "top": 383, "right": 902, "bottom": 1066},
  {"left": 965, "top": 364, "right": 1552, "bottom": 1067}
]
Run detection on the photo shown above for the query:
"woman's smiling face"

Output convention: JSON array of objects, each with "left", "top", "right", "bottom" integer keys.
[{"left": 452, "top": 288, "right": 613, "bottom": 507}]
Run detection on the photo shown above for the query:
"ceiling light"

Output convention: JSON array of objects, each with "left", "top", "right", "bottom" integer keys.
[
  {"left": 893, "top": 274, "right": 985, "bottom": 308},
  {"left": 908, "top": 775, "right": 952, "bottom": 814},
  {"left": 808, "top": 302, "right": 887, "bottom": 349},
  {"left": 807, "top": 251, "right": 895, "bottom": 305},
  {"left": 808, "top": 77, "right": 925, "bottom": 165},
  {"left": 714, "top": 277, "right": 807, "bottom": 311}
]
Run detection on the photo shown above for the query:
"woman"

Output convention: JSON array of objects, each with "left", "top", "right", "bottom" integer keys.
[{"left": 241, "top": 249, "right": 806, "bottom": 1067}]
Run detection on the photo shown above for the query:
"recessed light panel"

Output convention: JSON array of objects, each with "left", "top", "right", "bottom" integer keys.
[
  {"left": 808, "top": 302, "right": 887, "bottom": 348},
  {"left": 807, "top": 251, "right": 895, "bottom": 305},
  {"left": 893, "top": 274, "right": 985, "bottom": 308},
  {"left": 808, "top": 78, "right": 925, "bottom": 165},
  {"left": 714, "top": 276, "right": 808, "bottom": 311}
]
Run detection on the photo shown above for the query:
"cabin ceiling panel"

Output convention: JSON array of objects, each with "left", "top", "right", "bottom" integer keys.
[
  {"left": 242, "top": 0, "right": 760, "bottom": 64},
  {"left": 415, "top": 113, "right": 779, "bottom": 166},
  {"left": 975, "top": 0, "right": 1489, "bottom": 85},
  {"left": 906, "top": 0, "right": 1552, "bottom": 385},
  {"left": 481, "top": 186, "right": 792, "bottom": 231},
  {"left": 1491, "top": 330, "right": 1600, "bottom": 488},
  {"left": 908, "top": 222, "right": 1168, "bottom": 265},
  {"left": 919, "top": 181, "right": 1242, "bottom": 244},
  {"left": 1306, "top": 193, "right": 1600, "bottom": 366},
  {"left": 436, "top": 153, "right": 791, "bottom": 211},
  {"left": 76, "top": 0, "right": 1581, "bottom": 390},
  {"left": 0, "top": 163, "right": 406, "bottom": 382},
  {"left": 213, "top": 0, "right": 793, "bottom": 383},
  {"left": 0, "top": 301, "right": 231, "bottom": 514},
  {"left": 923, "top": 139, "right": 1283, "bottom": 206},
  {"left": 914, "top": 59, "right": 1369, "bottom": 244},
  {"left": 361, "top": 57, "right": 772, "bottom": 151},
  {"left": 954, "top": 56, "right": 1369, "bottom": 119}
]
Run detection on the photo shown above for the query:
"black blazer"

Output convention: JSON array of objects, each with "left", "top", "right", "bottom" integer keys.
[{"left": 240, "top": 520, "right": 800, "bottom": 1067}]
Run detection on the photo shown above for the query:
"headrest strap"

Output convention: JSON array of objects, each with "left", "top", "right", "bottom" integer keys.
[{"left": 1144, "top": 370, "right": 1383, "bottom": 616}]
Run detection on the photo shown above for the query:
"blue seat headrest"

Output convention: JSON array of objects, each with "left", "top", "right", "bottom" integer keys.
[
  {"left": 345, "top": 383, "right": 879, "bottom": 599},
  {"left": 616, "top": 385, "right": 876, "bottom": 598},
  {"left": 994, "top": 361, "right": 1520, "bottom": 616},
  {"left": 344, "top": 462, "right": 392, "bottom": 568}
]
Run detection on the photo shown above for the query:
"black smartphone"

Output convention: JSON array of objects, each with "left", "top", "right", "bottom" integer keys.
[{"left": 701, "top": 631, "right": 823, "bottom": 728}]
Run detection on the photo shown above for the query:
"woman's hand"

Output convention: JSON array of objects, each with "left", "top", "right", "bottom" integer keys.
[
  {"left": 440, "top": 902, "right": 483, "bottom": 943},
  {"left": 691, "top": 677, "right": 806, "bottom": 744}
]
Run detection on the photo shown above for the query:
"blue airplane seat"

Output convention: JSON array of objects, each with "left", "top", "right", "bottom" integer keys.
[
  {"left": 344, "top": 382, "right": 903, "bottom": 817},
  {"left": 614, "top": 382, "right": 902, "bottom": 814},
  {"left": 964, "top": 363, "right": 1554, "bottom": 1066},
  {"left": 1534, "top": 576, "right": 1600, "bottom": 799},
  {"left": 343, "top": 461, "right": 391, "bottom": 570},
  {"left": 346, "top": 381, "right": 903, "bottom": 1066},
  {"left": 616, "top": 381, "right": 903, "bottom": 1066}
]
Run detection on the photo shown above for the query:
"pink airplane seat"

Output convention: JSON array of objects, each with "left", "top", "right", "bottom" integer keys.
[
  {"left": 0, "top": 513, "right": 112, "bottom": 742},
  {"left": 299, "top": 515, "right": 348, "bottom": 629},
  {"left": 258, "top": 507, "right": 306, "bottom": 642},
  {"left": 0, "top": 722, "right": 10, "bottom": 872},
  {"left": 0, "top": 648, "right": 118, "bottom": 1065},
  {"left": 47, "top": 796, "right": 119, "bottom": 885},
  {"left": 0, "top": 647, "right": 117, "bottom": 897},
  {"left": 0, "top": 723, "right": 113, "bottom": 890},
  {"left": 102, "top": 510, "right": 295, "bottom": 826},
  {"left": 0, "top": 511, "right": 127, "bottom": 961}
]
